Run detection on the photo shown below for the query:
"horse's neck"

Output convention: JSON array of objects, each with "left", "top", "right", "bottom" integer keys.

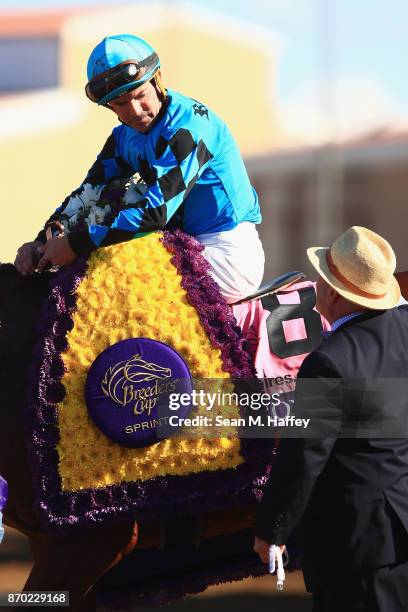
[
  {"left": 0, "top": 264, "right": 22, "bottom": 304},
  {"left": 0, "top": 265, "right": 52, "bottom": 362}
]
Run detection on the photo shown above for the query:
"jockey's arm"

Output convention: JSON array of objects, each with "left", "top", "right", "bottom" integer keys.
[
  {"left": 66, "top": 127, "right": 211, "bottom": 256},
  {"left": 16, "top": 127, "right": 211, "bottom": 271},
  {"left": 14, "top": 133, "right": 133, "bottom": 274},
  {"left": 34, "top": 133, "right": 134, "bottom": 246}
]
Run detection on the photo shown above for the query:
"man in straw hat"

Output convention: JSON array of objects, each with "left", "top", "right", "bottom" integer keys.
[{"left": 254, "top": 226, "right": 408, "bottom": 611}]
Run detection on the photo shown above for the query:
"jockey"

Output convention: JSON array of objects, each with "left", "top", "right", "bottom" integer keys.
[{"left": 14, "top": 34, "right": 265, "bottom": 304}]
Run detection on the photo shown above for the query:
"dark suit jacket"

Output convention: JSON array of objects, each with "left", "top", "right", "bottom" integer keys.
[{"left": 255, "top": 306, "right": 408, "bottom": 590}]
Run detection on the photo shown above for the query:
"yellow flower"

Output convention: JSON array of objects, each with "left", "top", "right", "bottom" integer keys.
[{"left": 57, "top": 234, "right": 243, "bottom": 490}]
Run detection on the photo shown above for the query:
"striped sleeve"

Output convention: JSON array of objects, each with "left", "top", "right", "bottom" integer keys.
[
  {"left": 35, "top": 132, "right": 134, "bottom": 246},
  {"left": 69, "top": 128, "right": 213, "bottom": 252}
]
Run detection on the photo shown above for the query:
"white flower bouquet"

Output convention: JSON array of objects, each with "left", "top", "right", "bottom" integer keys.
[{"left": 59, "top": 176, "right": 147, "bottom": 234}]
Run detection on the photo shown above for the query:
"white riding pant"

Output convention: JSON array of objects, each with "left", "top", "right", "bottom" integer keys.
[{"left": 196, "top": 222, "right": 265, "bottom": 304}]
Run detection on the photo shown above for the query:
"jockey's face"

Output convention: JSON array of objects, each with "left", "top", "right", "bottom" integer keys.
[{"left": 108, "top": 80, "right": 162, "bottom": 132}]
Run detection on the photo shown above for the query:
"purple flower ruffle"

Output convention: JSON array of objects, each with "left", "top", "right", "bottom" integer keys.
[{"left": 161, "top": 230, "right": 255, "bottom": 378}]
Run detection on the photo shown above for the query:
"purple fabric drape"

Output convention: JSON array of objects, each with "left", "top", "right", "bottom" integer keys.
[{"left": 0, "top": 476, "right": 7, "bottom": 511}]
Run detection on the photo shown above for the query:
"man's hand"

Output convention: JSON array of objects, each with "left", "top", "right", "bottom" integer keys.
[
  {"left": 36, "top": 235, "right": 76, "bottom": 272},
  {"left": 14, "top": 240, "right": 44, "bottom": 276},
  {"left": 253, "top": 536, "right": 285, "bottom": 564}
]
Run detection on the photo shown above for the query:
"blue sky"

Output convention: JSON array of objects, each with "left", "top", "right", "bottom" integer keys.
[{"left": 2, "top": 0, "right": 408, "bottom": 137}]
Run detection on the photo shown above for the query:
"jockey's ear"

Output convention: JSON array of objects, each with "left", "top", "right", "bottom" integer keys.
[{"left": 152, "top": 70, "right": 167, "bottom": 101}]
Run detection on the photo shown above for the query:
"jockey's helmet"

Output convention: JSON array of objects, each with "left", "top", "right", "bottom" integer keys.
[{"left": 85, "top": 34, "right": 163, "bottom": 106}]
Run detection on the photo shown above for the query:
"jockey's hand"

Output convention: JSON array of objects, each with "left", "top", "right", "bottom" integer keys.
[
  {"left": 36, "top": 235, "right": 76, "bottom": 272},
  {"left": 14, "top": 240, "right": 44, "bottom": 276},
  {"left": 253, "top": 536, "right": 286, "bottom": 564}
]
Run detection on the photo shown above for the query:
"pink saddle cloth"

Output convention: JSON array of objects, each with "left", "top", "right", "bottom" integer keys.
[{"left": 232, "top": 281, "right": 330, "bottom": 380}]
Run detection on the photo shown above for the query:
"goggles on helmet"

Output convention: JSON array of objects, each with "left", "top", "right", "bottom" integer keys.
[{"left": 85, "top": 53, "right": 160, "bottom": 105}]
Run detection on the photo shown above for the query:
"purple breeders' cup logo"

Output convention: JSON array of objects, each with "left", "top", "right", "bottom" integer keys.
[
  {"left": 85, "top": 338, "right": 193, "bottom": 448},
  {"left": 101, "top": 354, "right": 172, "bottom": 405}
]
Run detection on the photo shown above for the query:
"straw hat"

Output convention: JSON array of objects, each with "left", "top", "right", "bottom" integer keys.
[{"left": 307, "top": 226, "right": 401, "bottom": 310}]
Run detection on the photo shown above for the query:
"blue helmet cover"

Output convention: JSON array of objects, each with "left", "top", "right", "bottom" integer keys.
[{"left": 87, "top": 34, "right": 160, "bottom": 105}]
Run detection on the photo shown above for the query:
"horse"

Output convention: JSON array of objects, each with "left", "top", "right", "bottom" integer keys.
[{"left": 0, "top": 233, "right": 326, "bottom": 611}]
